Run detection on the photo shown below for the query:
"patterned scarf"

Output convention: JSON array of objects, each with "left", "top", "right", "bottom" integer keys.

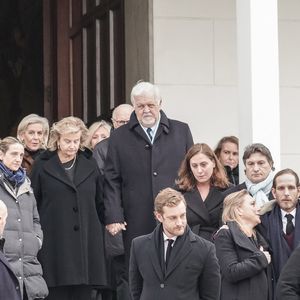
[{"left": 0, "top": 162, "right": 26, "bottom": 187}]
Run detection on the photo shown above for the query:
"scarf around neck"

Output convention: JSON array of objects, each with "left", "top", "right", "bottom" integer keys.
[
  {"left": 0, "top": 162, "right": 26, "bottom": 187},
  {"left": 245, "top": 171, "right": 274, "bottom": 208}
]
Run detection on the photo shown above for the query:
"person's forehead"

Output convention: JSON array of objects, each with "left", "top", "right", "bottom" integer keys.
[
  {"left": 60, "top": 131, "right": 81, "bottom": 139},
  {"left": 115, "top": 109, "right": 132, "bottom": 120},
  {"left": 222, "top": 142, "right": 238, "bottom": 150},
  {"left": 276, "top": 174, "right": 297, "bottom": 186},
  {"left": 134, "top": 95, "right": 158, "bottom": 104},
  {"left": 246, "top": 152, "right": 268, "bottom": 161},
  {"left": 162, "top": 202, "right": 186, "bottom": 215},
  {"left": 7, "top": 143, "right": 24, "bottom": 152}
]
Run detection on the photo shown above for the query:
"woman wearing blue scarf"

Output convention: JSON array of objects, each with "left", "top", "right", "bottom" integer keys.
[{"left": 0, "top": 137, "right": 48, "bottom": 300}]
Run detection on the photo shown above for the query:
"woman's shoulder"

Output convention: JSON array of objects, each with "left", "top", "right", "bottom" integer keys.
[
  {"left": 35, "top": 150, "right": 56, "bottom": 161},
  {"left": 78, "top": 148, "right": 93, "bottom": 159},
  {"left": 215, "top": 222, "right": 238, "bottom": 239}
]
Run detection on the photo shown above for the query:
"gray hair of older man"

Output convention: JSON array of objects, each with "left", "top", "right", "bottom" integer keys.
[
  {"left": 130, "top": 81, "right": 162, "bottom": 105},
  {"left": 112, "top": 104, "right": 134, "bottom": 120}
]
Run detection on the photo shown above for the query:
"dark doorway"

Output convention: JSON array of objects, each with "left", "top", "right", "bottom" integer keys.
[{"left": 0, "top": 0, "right": 44, "bottom": 137}]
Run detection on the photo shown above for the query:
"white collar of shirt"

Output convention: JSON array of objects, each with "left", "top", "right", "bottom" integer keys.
[
  {"left": 281, "top": 208, "right": 296, "bottom": 233},
  {"left": 140, "top": 113, "right": 161, "bottom": 144}
]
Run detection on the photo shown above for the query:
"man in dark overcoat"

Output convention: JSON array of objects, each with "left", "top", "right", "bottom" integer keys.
[
  {"left": 260, "top": 168, "right": 300, "bottom": 281},
  {"left": 104, "top": 82, "right": 193, "bottom": 264},
  {"left": 0, "top": 200, "right": 21, "bottom": 300},
  {"left": 129, "top": 188, "right": 220, "bottom": 300}
]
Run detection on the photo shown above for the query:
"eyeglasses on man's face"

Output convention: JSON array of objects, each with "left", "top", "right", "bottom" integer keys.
[{"left": 112, "top": 119, "right": 129, "bottom": 125}]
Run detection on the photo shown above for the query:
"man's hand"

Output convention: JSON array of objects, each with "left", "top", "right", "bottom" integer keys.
[{"left": 106, "top": 222, "right": 127, "bottom": 236}]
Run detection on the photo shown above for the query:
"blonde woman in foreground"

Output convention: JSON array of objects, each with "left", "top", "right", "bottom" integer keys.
[{"left": 214, "top": 190, "right": 274, "bottom": 300}]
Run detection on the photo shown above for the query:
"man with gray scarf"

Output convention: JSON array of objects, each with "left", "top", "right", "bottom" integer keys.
[{"left": 223, "top": 143, "right": 275, "bottom": 207}]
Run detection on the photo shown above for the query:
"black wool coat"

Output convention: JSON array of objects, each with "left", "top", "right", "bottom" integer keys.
[
  {"left": 129, "top": 224, "right": 221, "bottom": 300},
  {"left": 183, "top": 186, "right": 227, "bottom": 242},
  {"left": 215, "top": 221, "right": 274, "bottom": 300},
  {"left": 104, "top": 111, "right": 193, "bottom": 256},
  {"left": 0, "top": 249, "right": 21, "bottom": 300},
  {"left": 30, "top": 150, "right": 107, "bottom": 287},
  {"left": 276, "top": 245, "right": 300, "bottom": 299}
]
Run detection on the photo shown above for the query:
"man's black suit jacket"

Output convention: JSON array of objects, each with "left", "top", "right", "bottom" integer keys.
[{"left": 129, "top": 224, "right": 220, "bottom": 300}]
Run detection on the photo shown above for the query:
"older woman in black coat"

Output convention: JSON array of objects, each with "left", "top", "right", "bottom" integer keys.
[
  {"left": 176, "top": 143, "right": 230, "bottom": 241},
  {"left": 214, "top": 190, "right": 274, "bottom": 300},
  {"left": 31, "top": 116, "right": 107, "bottom": 300}
]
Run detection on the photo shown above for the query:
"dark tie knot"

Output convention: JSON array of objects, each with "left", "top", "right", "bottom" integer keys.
[
  {"left": 285, "top": 214, "right": 294, "bottom": 222},
  {"left": 167, "top": 239, "right": 174, "bottom": 247}
]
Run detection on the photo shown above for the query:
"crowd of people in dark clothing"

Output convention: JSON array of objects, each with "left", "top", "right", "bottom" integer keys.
[{"left": 0, "top": 81, "right": 299, "bottom": 300}]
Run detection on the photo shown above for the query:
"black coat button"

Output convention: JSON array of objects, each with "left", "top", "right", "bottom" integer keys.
[
  {"left": 73, "top": 206, "right": 78, "bottom": 212},
  {"left": 153, "top": 172, "right": 158, "bottom": 176},
  {"left": 145, "top": 144, "right": 150, "bottom": 149},
  {"left": 73, "top": 225, "right": 79, "bottom": 231}
]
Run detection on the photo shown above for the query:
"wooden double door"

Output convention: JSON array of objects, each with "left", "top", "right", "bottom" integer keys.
[{"left": 44, "top": 0, "right": 125, "bottom": 125}]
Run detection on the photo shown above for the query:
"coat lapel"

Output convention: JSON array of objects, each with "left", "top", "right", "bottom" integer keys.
[
  {"left": 228, "top": 221, "right": 260, "bottom": 253},
  {"left": 133, "top": 125, "right": 150, "bottom": 143},
  {"left": 204, "top": 187, "right": 225, "bottom": 211},
  {"left": 153, "top": 111, "right": 169, "bottom": 142},
  {"left": 128, "top": 113, "right": 151, "bottom": 143},
  {"left": 185, "top": 188, "right": 210, "bottom": 224},
  {"left": 147, "top": 226, "right": 164, "bottom": 281},
  {"left": 292, "top": 202, "right": 300, "bottom": 248},
  {"left": 73, "top": 154, "right": 95, "bottom": 187},
  {"left": 43, "top": 153, "right": 75, "bottom": 189}
]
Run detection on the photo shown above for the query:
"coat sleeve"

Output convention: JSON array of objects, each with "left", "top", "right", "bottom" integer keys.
[
  {"left": 93, "top": 140, "right": 108, "bottom": 175},
  {"left": 215, "top": 229, "right": 269, "bottom": 283},
  {"left": 31, "top": 191, "right": 43, "bottom": 245},
  {"left": 198, "top": 243, "right": 221, "bottom": 300},
  {"left": 95, "top": 167, "right": 105, "bottom": 224},
  {"left": 103, "top": 135, "right": 124, "bottom": 224},
  {"left": 30, "top": 158, "right": 43, "bottom": 210},
  {"left": 185, "top": 124, "right": 194, "bottom": 151},
  {"left": 129, "top": 239, "right": 143, "bottom": 300},
  {"left": 276, "top": 246, "right": 300, "bottom": 299}
]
